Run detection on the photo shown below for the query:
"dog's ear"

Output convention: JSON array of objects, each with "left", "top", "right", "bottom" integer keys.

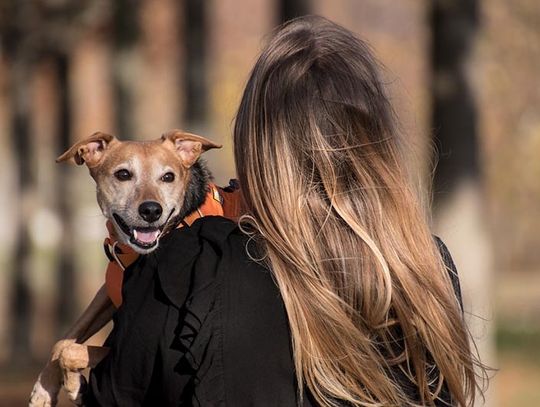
[
  {"left": 56, "top": 132, "right": 117, "bottom": 167},
  {"left": 162, "top": 130, "right": 222, "bottom": 168}
]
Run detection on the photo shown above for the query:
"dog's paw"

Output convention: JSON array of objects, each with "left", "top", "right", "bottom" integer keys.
[
  {"left": 29, "top": 376, "right": 58, "bottom": 407},
  {"left": 51, "top": 339, "right": 76, "bottom": 360}
]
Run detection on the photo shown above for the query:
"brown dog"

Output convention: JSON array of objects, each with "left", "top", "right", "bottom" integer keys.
[{"left": 29, "top": 130, "right": 222, "bottom": 406}]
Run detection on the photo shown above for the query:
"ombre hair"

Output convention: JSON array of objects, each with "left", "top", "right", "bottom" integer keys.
[{"left": 234, "top": 16, "right": 484, "bottom": 406}]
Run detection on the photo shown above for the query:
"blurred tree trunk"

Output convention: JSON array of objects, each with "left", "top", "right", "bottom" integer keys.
[
  {"left": 132, "top": 0, "right": 181, "bottom": 137},
  {"left": 112, "top": 0, "right": 140, "bottom": 138},
  {"left": 430, "top": 0, "right": 495, "bottom": 404},
  {"left": 54, "top": 52, "right": 77, "bottom": 334},
  {"left": 2, "top": 0, "right": 37, "bottom": 364},
  {"left": 184, "top": 0, "right": 207, "bottom": 129},
  {"left": 10, "top": 55, "right": 34, "bottom": 364},
  {"left": 280, "top": 0, "right": 311, "bottom": 22},
  {"left": 431, "top": 0, "right": 480, "bottom": 189}
]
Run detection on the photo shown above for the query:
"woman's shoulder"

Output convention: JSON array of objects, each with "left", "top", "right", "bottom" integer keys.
[
  {"left": 178, "top": 216, "right": 288, "bottom": 341},
  {"left": 187, "top": 216, "right": 277, "bottom": 299},
  {"left": 191, "top": 215, "right": 240, "bottom": 244},
  {"left": 184, "top": 216, "right": 267, "bottom": 273},
  {"left": 157, "top": 216, "right": 274, "bottom": 303}
]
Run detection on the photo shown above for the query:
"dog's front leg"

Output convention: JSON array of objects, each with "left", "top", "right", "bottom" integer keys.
[
  {"left": 63, "top": 284, "right": 116, "bottom": 343},
  {"left": 29, "top": 285, "right": 115, "bottom": 407}
]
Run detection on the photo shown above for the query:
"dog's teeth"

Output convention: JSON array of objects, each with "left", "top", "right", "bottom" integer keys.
[{"left": 133, "top": 229, "right": 138, "bottom": 240}]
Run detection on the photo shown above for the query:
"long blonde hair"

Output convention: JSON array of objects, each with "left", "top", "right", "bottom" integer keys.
[{"left": 234, "top": 16, "right": 483, "bottom": 406}]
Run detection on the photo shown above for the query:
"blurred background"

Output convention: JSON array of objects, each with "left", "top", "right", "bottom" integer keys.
[{"left": 0, "top": 0, "right": 538, "bottom": 405}]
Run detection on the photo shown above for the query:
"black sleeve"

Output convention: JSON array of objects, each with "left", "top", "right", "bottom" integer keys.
[{"left": 434, "top": 236, "right": 463, "bottom": 311}]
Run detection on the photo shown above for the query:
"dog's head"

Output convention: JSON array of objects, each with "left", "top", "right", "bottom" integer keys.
[{"left": 57, "top": 130, "right": 221, "bottom": 254}]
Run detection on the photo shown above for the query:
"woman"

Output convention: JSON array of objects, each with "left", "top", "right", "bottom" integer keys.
[{"left": 87, "top": 16, "right": 483, "bottom": 406}]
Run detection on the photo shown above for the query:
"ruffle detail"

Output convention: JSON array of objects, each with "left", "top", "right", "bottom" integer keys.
[
  {"left": 171, "top": 281, "right": 218, "bottom": 373},
  {"left": 157, "top": 216, "right": 236, "bottom": 405}
]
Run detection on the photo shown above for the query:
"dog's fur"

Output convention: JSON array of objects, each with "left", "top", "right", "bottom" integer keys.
[{"left": 29, "top": 130, "right": 221, "bottom": 407}]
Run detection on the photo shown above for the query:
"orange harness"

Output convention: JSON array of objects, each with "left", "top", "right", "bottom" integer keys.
[{"left": 104, "top": 182, "right": 241, "bottom": 307}]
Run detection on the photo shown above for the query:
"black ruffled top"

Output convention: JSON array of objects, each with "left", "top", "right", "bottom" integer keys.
[
  {"left": 87, "top": 216, "right": 302, "bottom": 406},
  {"left": 86, "top": 216, "right": 461, "bottom": 406}
]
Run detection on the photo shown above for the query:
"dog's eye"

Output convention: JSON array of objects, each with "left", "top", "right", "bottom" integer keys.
[
  {"left": 161, "top": 172, "right": 175, "bottom": 183},
  {"left": 114, "top": 169, "right": 132, "bottom": 181}
]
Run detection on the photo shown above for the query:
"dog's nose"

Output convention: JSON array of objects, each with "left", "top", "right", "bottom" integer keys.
[{"left": 138, "top": 201, "right": 163, "bottom": 222}]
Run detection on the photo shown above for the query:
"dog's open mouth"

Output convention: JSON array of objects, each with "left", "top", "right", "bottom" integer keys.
[{"left": 112, "top": 213, "right": 164, "bottom": 249}]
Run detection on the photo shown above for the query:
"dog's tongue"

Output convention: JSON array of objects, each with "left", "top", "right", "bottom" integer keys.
[{"left": 133, "top": 228, "right": 160, "bottom": 243}]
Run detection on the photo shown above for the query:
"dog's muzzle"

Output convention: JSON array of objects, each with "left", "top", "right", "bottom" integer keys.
[{"left": 112, "top": 209, "right": 175, "bottom": 251}]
